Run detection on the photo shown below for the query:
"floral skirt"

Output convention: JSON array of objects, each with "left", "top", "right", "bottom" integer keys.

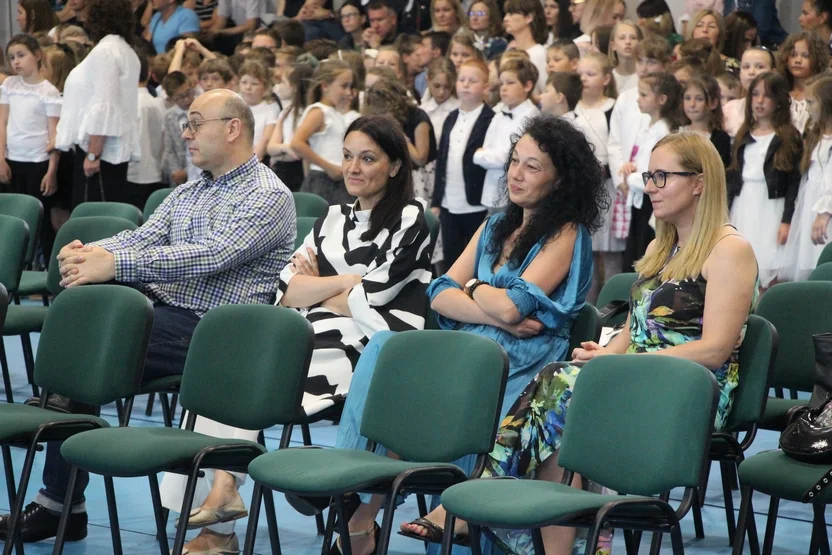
[{"left": 481, "top": 361, "right": 614, "bottom": 555}]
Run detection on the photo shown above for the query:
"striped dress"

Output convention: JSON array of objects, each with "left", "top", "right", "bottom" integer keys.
[{"left": 275, "top": 199, "right": 433, "bottom": 417}]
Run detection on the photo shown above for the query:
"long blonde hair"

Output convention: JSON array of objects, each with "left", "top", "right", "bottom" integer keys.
[{"left": 635, "top": 132, "right": 728, "bottom": 280}]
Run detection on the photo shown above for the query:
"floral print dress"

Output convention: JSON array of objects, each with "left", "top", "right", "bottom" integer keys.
[{"left": 479, "top": 269, "right": 751, "bottom": 555}]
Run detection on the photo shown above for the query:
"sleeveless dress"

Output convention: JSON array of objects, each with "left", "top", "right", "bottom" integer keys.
[{"left": 482, "top": 259, "right": 753, "bottom": 554}]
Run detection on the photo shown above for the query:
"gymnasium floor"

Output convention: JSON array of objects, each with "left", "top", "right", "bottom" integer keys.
[{"left": 0, "top": 333, "right": 825, "bottom": 554}]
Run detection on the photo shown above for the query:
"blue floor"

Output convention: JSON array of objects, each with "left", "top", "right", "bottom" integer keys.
[{"left": 0, "top": 332, "right": 827, "bottom": 554}]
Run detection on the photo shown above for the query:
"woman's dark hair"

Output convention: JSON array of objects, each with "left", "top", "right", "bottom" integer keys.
[
  {"left": 488, "top": 114, "right": 608, "bottom": 268},
  {"left": 722, "top": 10, "right": 757, "bottom": 60},
  {"left": 344, "top": 115, "right": 415, "bottom": 241},
  {"left": 362, "top": 78, "right": 416, "bottom": 126},
  {"left": 18, "top": 0, "right": 59, "bottom": 34},
  {"left": 6, "top": 34, "right": 43, "bottom": 62},
  {"left": 504, "top": 0, "right": 549, "bottom": 45},
  {"left": 85, "top": 0, "right": 135, "bottom": 44}
]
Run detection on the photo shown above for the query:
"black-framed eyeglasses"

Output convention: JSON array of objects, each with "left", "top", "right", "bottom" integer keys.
[
  {"left": 181, "top": 118, "right": 233, "bottom": 135},
  {"left": 468, "top": 10, "right": 486, "bottom": 16},
  {"left": 340, "top": 12, "right": 360, "bottom": 19},
  {"left": 642, "top": 170, "right": 697, "bottom": 188}
]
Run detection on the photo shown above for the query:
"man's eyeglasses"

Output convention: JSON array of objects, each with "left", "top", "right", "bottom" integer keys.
[
  {"left": 468, "top": 10, "right": 486, "bottom": 16},
  {"left": 642, "top": 170, "right": 697, "bottom": 188},
  {"left": 181, "top": 118, "right": 233, "bottom": 135}
]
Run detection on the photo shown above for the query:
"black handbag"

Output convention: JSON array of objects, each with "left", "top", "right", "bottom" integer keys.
[{"left": 779, "top": 333, "right": 832, "bottom": 500}]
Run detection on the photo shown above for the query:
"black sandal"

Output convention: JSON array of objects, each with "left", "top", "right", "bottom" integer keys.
[{"left": 397, "top": 517, "right": 470, "bottom": 546}]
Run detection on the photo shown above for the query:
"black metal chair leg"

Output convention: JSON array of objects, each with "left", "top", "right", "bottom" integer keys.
[
  {"left": 669, "top": 523, "right": 685, "bottom": 555},
  {"left": 243, "top": 483, "right": 263, "bottom": 555},
  {"left": 0, "top": 341, "right": 14, "bottom": 404},
  {"left": 692, "top": 489, "right": 705, "bottom": 539},
  {"left": 145, "top": 393, "right": 155, "bottom": 417},
  {"left": 263, "top": 488, "right": 281, "bottom": 555},
  {"left": 320, "top": 502, "right": 337, "bottom": 555},
  {"left": 470, "top": 524, "right": 484, "bottom": 555},
  {"left": 301, "top": 423, "right": 313, "bottom": 446},
  {"left": 103, "top": 476, "right": 124, "bottom": 555},
  {"left": 148, "top": 474, "right": 170, "bottom": 555},
  {"left": 333, "top": 495, "right": 353, "bottom": 555},
  {"left": 814, "top": 503, "right": 830, "bottom": 555},
  {"left": 648, "top": 530, "right": 663, "bottom": 555},
  {"left": 1, "top": 446, "right": 22, "bottom": 555},
  {"left": 3, "top": 438, "right": 43, "bottom": 555},
  {"left": 19, "top": 334, "right": 37, "bottom": 397},
  {"left": 51, "top": 466, "right": 79, "bottom": 555},
  {"left": 720, "top": 462, "right": 737, "bottom": 543},
  {"left": 171, "top": 468, "right": 202, "bottom": 555},
  {"left": 762, "top": 495, "right": 778, "bottom": 555},
  {"left": 376, "top": 492, "right": 398, "bottom": 555},
  {"left": 440, "top": 512, "right": 455, "bottom": 555},
  {"left": 745, "top": 490, "right": 761, "bottom": 555},
  {"left": 531, "top": 527, "right": 545, "bottom": 555},
  {"left": 159, "top": 394, "right": 172, "bottom": 428},
  {"left": 733, "top": 485, "right": 752, "bottom": 555},
  {"left": 168, "top": 394, "right": 179, "bottom": 425}
]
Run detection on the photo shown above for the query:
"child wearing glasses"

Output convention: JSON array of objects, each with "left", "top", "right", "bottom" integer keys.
[{"left": 161, "top": 71, "right": 200, "bottom": 186}]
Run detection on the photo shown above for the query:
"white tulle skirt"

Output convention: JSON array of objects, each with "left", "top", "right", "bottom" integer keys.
[
  {"left": 781, "top": 174, "right": 830, "bottom": 281},
  {"left": 730, "top": 178, "right": 785, "bottom": 288}
]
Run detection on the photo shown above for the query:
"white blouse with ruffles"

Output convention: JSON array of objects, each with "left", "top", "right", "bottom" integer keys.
[
  {"left": 55, "top": 35, "right": 140, "bottom": 165},
  {"left": 0, "top": 76, "right": 61, "bottom": 163}
]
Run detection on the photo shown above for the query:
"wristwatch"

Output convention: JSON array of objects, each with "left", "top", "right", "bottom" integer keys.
[
  {"left": 465, "top": 278, "right": 486, "bottom": 299},
  {"left": 86, "top": 152, "right": 100, "bottom": 162}
]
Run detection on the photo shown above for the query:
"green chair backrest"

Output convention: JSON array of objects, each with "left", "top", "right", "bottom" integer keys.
[
  {"left": 143, "top": 188, "right": 175, "bottom": 222},
  {"left": 809, "top": 262, "right": 832, "bottom": 281},
  {"left": 559, "top": 355, "right": 718, "bottom": 496},
  {"left": 567, "top": 303, "right": 601, "bottom": 355},
  {"left": 35, "top": 285, "right": 154, "bottom": 405},
  {"left": 48, "top": 216, "right": 138, "bottom": 295},
  {"left": 0, "top": 283, "right": 7, "bottom": 331},
  {"left": 0, "top": 193, "right": 42, "bottom": 264},
  {"left": 596, "top": 272, "right": 637, "bottom": 327},
  {"left": 723, "top": 315, "right": 778, "bottom": 432},
  {"left": 361, "top": 330, "right": 508, "bottom": 463},
  {"left": 178, "top": 305, "right": 314, "bottom": 431},
  {"left": 755, "top": 282, "right": 832, "bottom": 392},
  {"left": 424, "top": 208, "right": 439, "bottom": 254},
  {"left": 0, "top": 215, "right": 29, "bottom": 293},
  {"left": 295, "top": 216, "right": 318, "bottom": 249},
  {"left": 293, "top": 192, "right": 329, "bottom": 218},
  {"left": 818, "top": 243, "right": 832, "bottom": 267},
  {"left": 72, "top": 202, "right": 143, "bottom": 226}
]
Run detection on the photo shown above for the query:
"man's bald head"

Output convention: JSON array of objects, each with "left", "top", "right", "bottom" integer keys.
[{"left": 189, "top": 89, "right": 255, "bottom": 146}]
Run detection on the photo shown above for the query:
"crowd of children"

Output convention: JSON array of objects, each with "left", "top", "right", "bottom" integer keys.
[{"left": 3, "top": 0, "right": 832, "bottom": 294}]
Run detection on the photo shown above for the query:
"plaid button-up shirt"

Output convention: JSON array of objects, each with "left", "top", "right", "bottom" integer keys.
[{"left": 94, "top": 156, "right": 296, "bottom": 315}]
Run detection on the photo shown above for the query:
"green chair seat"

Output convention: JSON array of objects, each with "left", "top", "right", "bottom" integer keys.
[
  {"left": 442, "top": 479, "right": 655, "bottom": 529},
  {"left": 739, "top": 449, "right": 832, "bottom": 504},
  {"left": 16, "top": 270, "right": 48, "bottom": 297},
  {"left": 759, "top": 397, "right": 807, "bottom": 432},
  {"left": 0, "top": 404, "right": 108, "bottom": 443},
  {"left": 2, "top": 305, "right": 48, "bottom": 335},
  {"left": 138, "top": 375, "right": 181, "bottom": 395},
  {"left": 61, "top": 427, "right": 265, "bottom": 477},
  {"left": 248, "top": 448, "right": 464, "bottom": 495}
]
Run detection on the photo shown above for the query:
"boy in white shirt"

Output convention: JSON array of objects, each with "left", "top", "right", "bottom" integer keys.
[
  {"left": 432, "top": 59, "right": 495, "bottom": 269},
  {"left": 127, "top": 50, "right": 166, "bottom": 209},
  {"left": 475, "top": 57, "right": 540, "bottom": 210},
  {"left": 539, "top": 72, "right": 582, "bottom": 119}
]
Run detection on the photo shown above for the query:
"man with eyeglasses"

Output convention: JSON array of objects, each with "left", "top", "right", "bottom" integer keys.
[{"left": 4, "top": 89, "right": 295, "bottom": 550}]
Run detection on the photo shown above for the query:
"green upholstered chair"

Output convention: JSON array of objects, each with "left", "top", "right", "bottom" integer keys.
[
  {"left": 691, "top": 315, "right": 778, "bottom": 545},
  {"left": 755, "top": 282, "right": 832, "bottom": 432},
  {"left": 295, "top": 216, "right": 318, "bottom": 249},
  {"left": 71, "top": 201, "right": 143, "bottom": 226},
  {"left": 242, "top": 330, "right": 509, "bottom": 555},
  {"left": 817, "top": 242, "right": 832, "bottom": 267},
  {"left": 293, "top": 192, "right": 329, "bottom": 218},
  {"left": 3, "top": 216, "right": 138, "bottom": 403},
  {"left": 567, "top": 303, "right": 601, "bottom": 356},
  {"left": 0, "top": 214, "right": 30, "bottom": 403},
  {"left": 809, "top": 262, "right": 832, "bottom": 281},
  {"left": 143, "top": 188, "right": 175, "bottom": 222},
  {"left": 0, "top": 285, "right": 153, "bottom": 555},
  {"left": 55, "top": 305, "right": 314, "bottom": 555},
  {"left": 595, "top": 272, "right": 638, "bottom": 328},
  {"left": 438, "top": 354, "right": 719, "bottom": 555},
  {"left": 0, "top": 194, "right": 45, "bottom": 307}
]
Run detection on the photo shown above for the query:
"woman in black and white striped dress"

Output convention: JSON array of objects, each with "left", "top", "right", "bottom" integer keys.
[{"left": 276, "top": 115, "right": 433, "bottom": 419}]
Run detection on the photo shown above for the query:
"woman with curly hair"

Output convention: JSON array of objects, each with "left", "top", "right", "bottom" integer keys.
[
  {"left": 776, "top": 31, "right": 830, "bottom": 134},
  {"left": 54, "top": 0, "right": 140, "bottom": 207},
  {"left": 307, "top": 114, "right": 607, "bottom": 555}
]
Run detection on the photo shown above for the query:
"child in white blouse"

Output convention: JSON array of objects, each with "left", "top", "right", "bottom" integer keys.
[
  {"left": 238, "top": 60, "right": 278, "bottom": 163},
  {"left": 420, "top": 58, "right": 460, "bottom": 143},
  {"left": 267, "top": 63, "right": 313, "bottom": 192},
  {"left": 475, "top": 57, "right": 539, "bottom": 210},
  {"left": 0, "top": 35, "right": 62, "bottom": 258},
  {"left": 609, "top": 20, "right": 641, "bottom": 93}
]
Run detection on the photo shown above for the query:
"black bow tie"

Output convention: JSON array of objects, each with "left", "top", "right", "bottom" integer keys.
[{"left": 502, "top": 111, "right": 513, "bottom": 119}]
